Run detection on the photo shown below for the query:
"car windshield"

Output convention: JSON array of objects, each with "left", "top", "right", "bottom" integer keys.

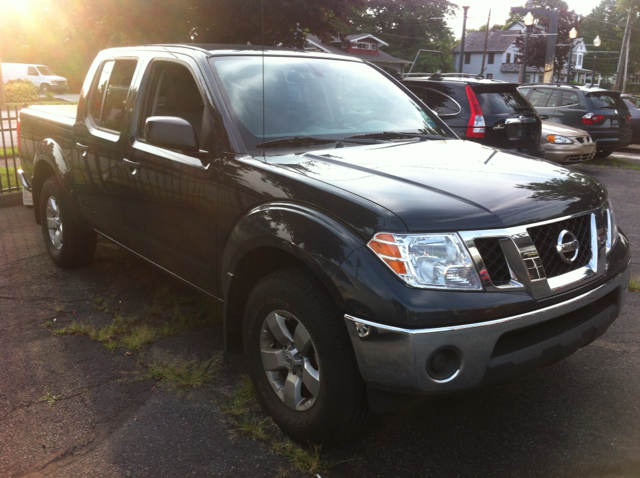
[
  {"left": 210, "top": 55, "right": 449, "bottom": 153},
  {"left": 37, "top": 66, "right": 55, "bottom": 76}
]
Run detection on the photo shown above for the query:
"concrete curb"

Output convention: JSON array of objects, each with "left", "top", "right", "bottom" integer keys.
[{"left": 0, "top": 192, "right": 23, "bottom": 208}]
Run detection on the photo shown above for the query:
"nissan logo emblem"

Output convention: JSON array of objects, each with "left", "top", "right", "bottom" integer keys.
[{"left": 556, "top": 230, "right": 579, "bottom": 264}]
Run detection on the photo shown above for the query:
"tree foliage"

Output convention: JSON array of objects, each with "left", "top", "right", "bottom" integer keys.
[
  {"left": 0, "top": 0, "right": 363, "bottom": 90},
  {"left": 510, "top": 0, "right": 583, "bottom": 81},
  {"left": 349, "top": 0, "right": 457, "bottom": 73}
]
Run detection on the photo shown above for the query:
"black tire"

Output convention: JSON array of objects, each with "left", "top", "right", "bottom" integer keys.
[
  {"left": 40, "top": 84, "right": 50, "bottom": 94},
  {"left": 40, "top": 177, "right": 97, "bottom": 268},
  {"left": 594, "top": 148, "right": 614, "bottom": 159},
  {"left": 243, "top": 268, "right": 367, "bottom": 443}
]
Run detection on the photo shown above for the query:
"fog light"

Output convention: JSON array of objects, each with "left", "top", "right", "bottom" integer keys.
[{"left": 427, "top": 347, "right": 461, "bottom": 382}]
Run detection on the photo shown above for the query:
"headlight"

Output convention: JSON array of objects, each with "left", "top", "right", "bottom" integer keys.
[
  {"left": 546, "top": 134, "right": 573, "bottom": 144},
  {"left": 367, "top": 232, "right": 482, "bottom": 290},
  {"left": 606, "top": 201, "right": 618, "bottom": 254}
]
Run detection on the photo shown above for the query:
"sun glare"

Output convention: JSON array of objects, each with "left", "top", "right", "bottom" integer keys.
[{"left": 1, "top": 0, "right": 35, "bottom": 16}]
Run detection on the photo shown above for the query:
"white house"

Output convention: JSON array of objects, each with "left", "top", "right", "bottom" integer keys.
[{"left": 453, "top": 22, "right": 599, "bottom": 84}]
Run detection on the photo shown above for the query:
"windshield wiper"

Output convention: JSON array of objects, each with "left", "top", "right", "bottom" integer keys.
[
  {"left": 345, "top": 131, "right": 444, "bottom": 142},
  {"left": 256, "top": 136, "right": 381, "bottom": 148}
]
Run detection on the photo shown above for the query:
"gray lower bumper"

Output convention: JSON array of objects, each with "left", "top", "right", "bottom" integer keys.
[{"left": 344, "top": 265, "right": 630, "bottom": 394}]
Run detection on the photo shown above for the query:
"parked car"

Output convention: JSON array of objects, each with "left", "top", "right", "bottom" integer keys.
[
  {"left": 518, "top": 84, "right": 631, "bottom": 158},
  {"left": 1, "top": 63, "right": 68, "bottom": 94},
  {"left": 18, "top": 46, "right": 630, "bottom": 443},
  {"left": 622, "top": 99, "right": 640, "bottom": 144},
  {"left": 621, "top": 94, "right": 640, "bottom": 108},
  {"left": 540, "top": 121, "right": 596, "bottom": 163},
  {"left": 402, "top": 74, "right": 544, "bottom": 157}
]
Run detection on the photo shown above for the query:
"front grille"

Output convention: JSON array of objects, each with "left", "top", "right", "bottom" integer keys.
[
  {"left": 474, "top": 238, "right": 511, "bottom": 286},
  {"left": 566, "top": 153, "right": 594, "bottom": 162},
  {"left": 575, "top": 136, "right": 592, "bottom": 144},
  {"left": 527, "top": 214, "right": 592, "bottom": 278}
]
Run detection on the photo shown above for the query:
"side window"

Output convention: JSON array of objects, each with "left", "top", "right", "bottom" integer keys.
[
  {"left": 528, "top": 88, "right": 553, "bottom": 107},
  {"left": 561, "top": 91, "right": 580, "bottom": 107},
  {"left": 88, "top": 59, "right": 138, "bottom": 133},
  {"left": 421, "top": 88, "right": 461, "bottom": 116},
  {"left": 547, "top": 90, "right": 559, "bottom": 107},
  {"left": 139, "top": 61, "right": 205, "bottom": 146},
  {"left": 28, "top": 66, "right": 38, "bottom": 76}
]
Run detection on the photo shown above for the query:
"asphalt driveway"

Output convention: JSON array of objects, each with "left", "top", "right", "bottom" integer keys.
[{"left": 1, "top": 162, "right": 639, "bottom": 477}]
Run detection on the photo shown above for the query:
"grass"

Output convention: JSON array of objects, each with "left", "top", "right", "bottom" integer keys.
[
  {"left": 629, "top": 275, "right": 640, "bottom": 292},
  {"left": 223, "top": 376, "right": 330, "bottom": 475},
  {"left": 146, "top": 353, "right": 222, "bottom": 388},
  {"left": 39, "top": 392, "right": 62, "bottom": 406},
  {"left": 0, "top": 165, "right": 20, "bottom": 191},
  {"left": 581, "top": 157, "right": 640, "bottom": 170},
  {"left": 1, "top": 146, "right": 18, "bottom": 159}
]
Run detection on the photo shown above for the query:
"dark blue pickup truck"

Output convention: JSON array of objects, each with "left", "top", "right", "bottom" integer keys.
[{"left": 18, "top": 45, "right": 630, "bottom": 443}]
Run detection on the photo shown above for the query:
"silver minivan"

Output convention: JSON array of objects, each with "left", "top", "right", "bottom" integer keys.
[{"left": 1, "top": 63, "right": 68, "bottom": 93}]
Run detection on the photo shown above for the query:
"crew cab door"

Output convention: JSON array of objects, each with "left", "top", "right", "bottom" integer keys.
[
  {"left": 72, "top": 57, "right": 140, "bottom": 238},
  {"left": 119, "top": 55, "right": 224, "bottom": 292}
]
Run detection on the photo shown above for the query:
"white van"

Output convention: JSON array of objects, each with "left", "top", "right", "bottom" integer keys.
[{"left": 1, "top": 63, "right": 68, "bottom": 93}]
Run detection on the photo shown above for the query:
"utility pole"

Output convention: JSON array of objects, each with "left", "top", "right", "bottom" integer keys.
[
  {"left": 623, "top": 26, "right": 631, "bottom": 93},
  {"left": 615, "top": 8, "right": 632, "bottom": 91},
  {"left": 458, "top": 6, "right": 470, "bottom": 74},
  {"left": 480, "top": 10, "right": 492, "bottom": 76}
]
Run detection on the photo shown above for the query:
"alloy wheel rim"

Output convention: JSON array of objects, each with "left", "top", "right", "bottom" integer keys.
[
  {"left": 259, "top": 310, "right": 320, "bottom": 411},
  {"left": 46, "top": 196, "right": 63, "bottom": 250}
]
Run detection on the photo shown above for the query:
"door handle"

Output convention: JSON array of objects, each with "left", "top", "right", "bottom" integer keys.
[
  {"left": 76, "top": 143, "right": 90, "bottom": 151},
  {"left": 123, "top": 158, "right": 141, "bottom": 168}
]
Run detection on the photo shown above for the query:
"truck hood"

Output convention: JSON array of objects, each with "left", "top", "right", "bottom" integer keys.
[{"left": 269, "top": 139, "right": 607, "bottom": 231}]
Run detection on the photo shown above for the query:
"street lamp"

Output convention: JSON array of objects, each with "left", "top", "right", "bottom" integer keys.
[
  {"left": 591, "top": 35, "right": 601, "bottom": 87},
  {"left": 520, "top": 12, "right": 534, "bottom": 84},
  {"left": 566, "top": 27, "right": 578, "bottom": 85}
]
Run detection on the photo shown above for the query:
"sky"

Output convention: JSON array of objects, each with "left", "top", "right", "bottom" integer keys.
[{"left": 445, "top": 0, "right": 604, "bottom": 39}]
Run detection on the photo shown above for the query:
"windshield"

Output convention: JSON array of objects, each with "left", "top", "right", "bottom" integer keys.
[
  {"left": 210, "top": 56, "right": 449, "bottom": 153},
  {"left": 36, "top": 66, "right": 55, "bottom": 76}
]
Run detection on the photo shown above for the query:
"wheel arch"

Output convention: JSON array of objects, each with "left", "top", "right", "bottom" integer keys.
[{"left": 222, "top": 203, "right": 365, "bottom": 354}]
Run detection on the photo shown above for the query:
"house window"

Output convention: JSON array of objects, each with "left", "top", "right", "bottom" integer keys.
[
  {"left": 371, "top": 44, "right": 377, "bottom": 50},
  {"left": 464, "top": 53, "right": 471, "bottom": 64},
  {"left": 486, "top": 73, "right": 493, "bottom": 79},
  {"left": 357, "top": 42, "right": 370, "bottom": 50},
  {"left": 506, "top": 53, "right": 511, "bottom": 63},
  {"left": 577, "top": 54, "right": 582, "bottom": 68},
  {"left": 488, "top": 53, "right": 494, "bottom": 64}
]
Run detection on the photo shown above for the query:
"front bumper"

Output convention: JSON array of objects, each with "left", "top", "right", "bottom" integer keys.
[
  {"left": 542, "top": 141, "right": 596, "bottom": 163},
  {"left": 344, "top": 263, "right": 630, "bottom": 394}
]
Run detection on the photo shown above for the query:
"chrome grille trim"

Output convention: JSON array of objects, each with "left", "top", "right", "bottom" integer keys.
[{"left": 459, "top": 208, "right": 608, "bottom": 300}]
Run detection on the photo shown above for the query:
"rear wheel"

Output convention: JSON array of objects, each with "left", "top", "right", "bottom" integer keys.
[
  {"left": 40, "top": 177, "right": 97, "bottom": 267},
  {"left": 243, "top": 268, "right": 367, "bottom": 443},
  {"left": 40, "top": 84, "right": 50, "bottom": 94},
  {"left": 594, "top": 148, "right": 614, "bottom": 159}
]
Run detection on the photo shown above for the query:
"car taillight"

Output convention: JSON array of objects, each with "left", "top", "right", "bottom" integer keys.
[
  {"left": 465, "top": 85, "right": 485, "bottom": 138},
  {"left": 582, "top": 112, "right": 604, "bottom": 125},
  {"left": 626, "top": 114, "right": 631, "bottom": 123}
]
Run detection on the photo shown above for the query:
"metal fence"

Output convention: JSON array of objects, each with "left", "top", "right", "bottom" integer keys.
[{"left": 1, "top": 105, "right": 21, "bottom": 194}]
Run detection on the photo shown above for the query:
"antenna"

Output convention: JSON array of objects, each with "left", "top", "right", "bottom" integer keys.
[{"left": 261, "top": 0, "right": 265, "bottom": 157}]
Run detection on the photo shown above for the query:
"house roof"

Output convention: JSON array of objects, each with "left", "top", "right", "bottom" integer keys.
[
  {"left": 306, "top": 35, "right": 410, "bottom": 65},
  {"left": 453, "top": 30, "right": 519, "bottom": 53},
  {"left": 341, "top": 34, "right": 389, "bottom": 47}
]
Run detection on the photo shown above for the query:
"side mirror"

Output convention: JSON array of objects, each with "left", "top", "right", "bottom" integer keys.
[{"left": 145, "top": 116, "right": 199, "bottom": 153}]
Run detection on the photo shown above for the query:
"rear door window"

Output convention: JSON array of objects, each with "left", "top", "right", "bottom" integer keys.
[
  {"left": 88, "top": 59, "right": 138, "bottom": 133},
  {"left": 561, "top": 91, "right": 580, "bottom": 107},
  {"left": 414, "top": 88, "right": 461, "bottom": 116}
]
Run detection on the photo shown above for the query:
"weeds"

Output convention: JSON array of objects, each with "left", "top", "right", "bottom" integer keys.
[
  {"left": 629, "top": 275, "right": 640, "bottom": 292},
  {"left": 39, "top": 392, "right": 62, "bottom": 406},
  {"left": 146, "top": 353, "right": 222, "bottom": 388},
  {"left": 582, "top": 157, "right": 640, "bottom": 170},
  {"left": 223, "top": 376, "right": 330, "bottom": 475}
]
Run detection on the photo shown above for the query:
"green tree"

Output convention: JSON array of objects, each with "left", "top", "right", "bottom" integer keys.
[{"left": 349, "top": 0, "right": 457, "bottom": 73}]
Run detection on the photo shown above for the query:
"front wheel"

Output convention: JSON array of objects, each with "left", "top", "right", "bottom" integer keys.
[
  {"left": 243, "top": 268, "right": 367, "bottom": 443},
  {"left": 40, "top": 84, "right": 50, "bottom": 94},
  {"left": 40, "top": 177, "right": 97, "bottom": 267}
]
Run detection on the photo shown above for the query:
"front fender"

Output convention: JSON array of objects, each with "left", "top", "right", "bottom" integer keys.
[{"left": 222, "top": 202, "right": 365, "bottom": 299}]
